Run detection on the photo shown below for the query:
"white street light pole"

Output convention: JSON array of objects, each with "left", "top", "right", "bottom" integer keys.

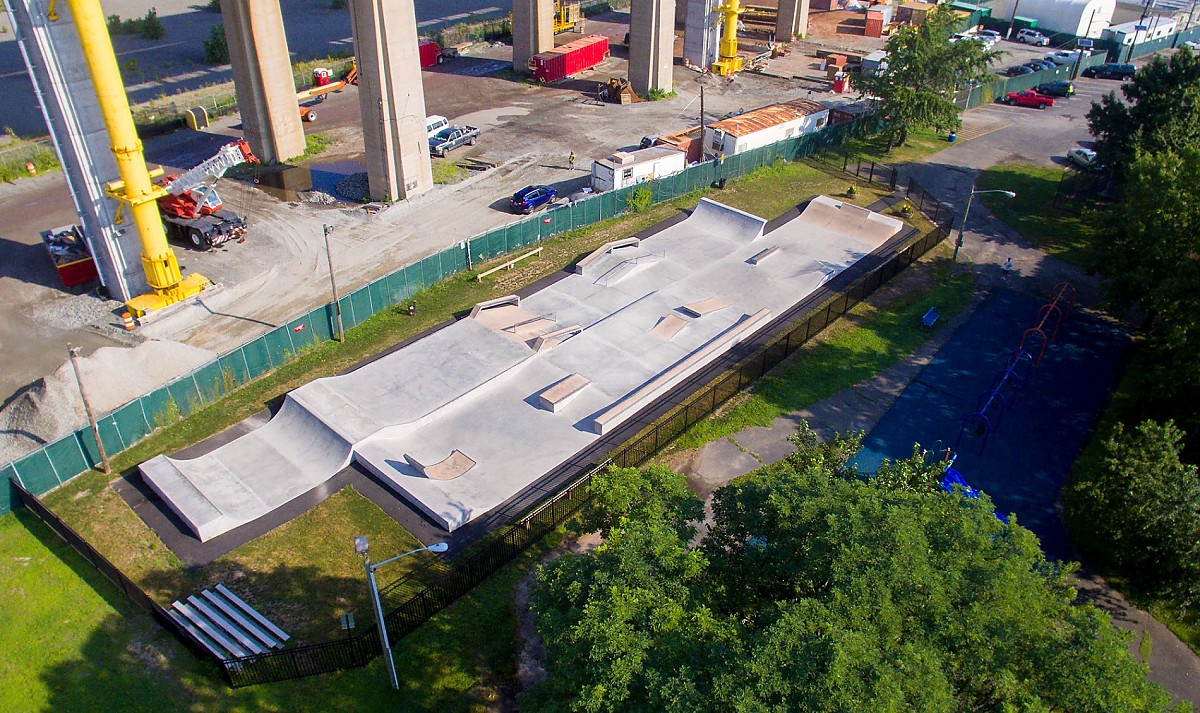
[
  {"left": 355, "top": 537, "right": 449, "bottom": 689},
  {"left": 955, "top": 184, "right": 1016, "bottom": 264}
]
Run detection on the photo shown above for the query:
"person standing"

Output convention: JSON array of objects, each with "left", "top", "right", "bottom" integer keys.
[
  {"left": 1002, "top": 257, "right": 1013, "bottom": 280},
  {"left": 568, "top": 151, "right": 576, "bottom": 170}
]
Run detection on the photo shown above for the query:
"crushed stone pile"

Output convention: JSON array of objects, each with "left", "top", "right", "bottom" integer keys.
[
  {"left": 0, "top": 340, "right": 215, "bottom": 467},
  {"left": 334, "top": 172, "right": 370, "bottom": 202},
  {"left": 298, "top": 190, "right": 339, "bottom": 205}
]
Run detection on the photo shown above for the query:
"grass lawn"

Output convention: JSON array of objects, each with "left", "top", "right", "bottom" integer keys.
[
  {"left": 976, "top": 163, "right": 1097, "bottom": 267},
  {"left": 841, "top": 126, "right": 956, "bottom": 167},
  {"left": 432, "top": 159, "right": 470, "bottom": 185},
  {"left": 0, "top": 506, "right": 557, "bottom": 712},
  {"left": 668, "top": 254, "right": 975, "bottom": 452}
]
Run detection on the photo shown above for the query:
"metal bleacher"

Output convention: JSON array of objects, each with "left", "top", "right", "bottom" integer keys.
[{"left": 167, "top": 583, "right": 290, "bottom": 660}]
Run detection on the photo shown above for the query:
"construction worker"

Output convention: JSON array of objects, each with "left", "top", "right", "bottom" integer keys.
[{"left": 568, "top": 151, "right": 577, "bottom": 170}]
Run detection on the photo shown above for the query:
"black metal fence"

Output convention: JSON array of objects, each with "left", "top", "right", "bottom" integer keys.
[
  {"left": 15, "top": 173, "right": 952, "bottom": 690},
  {"left": 812, "top": 149, "right": 899, "bottom": 191}
]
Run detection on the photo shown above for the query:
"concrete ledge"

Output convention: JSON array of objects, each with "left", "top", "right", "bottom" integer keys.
[
  {"left": 680, "top": 297, "right": 730, "bottom": 318},
  {"left": 650, "top": 313, "right": 688, "bottom": 340},
  {"left": 749, "top": 246, "right": 779, "bottom": 265},
  {"left": 140, "top": 455, "right": 228, "bottom": 542},
  {"left": 533, "top": 324, "right": 582, "bottom": 353},
  {"left": 536, "top": 373, "right": 591, "bottom": 412},
  {"left": 592, "top": 307, "right": 772, "bottom": 435},
  {"left": 404, "top": 450, "right": 477, "bottom": 480},
  {"left": 574, "top": 237, "right": 641, "bottom": 276},
  {"left": 469, "top": 294, "right": 520, "bottom": 319}
]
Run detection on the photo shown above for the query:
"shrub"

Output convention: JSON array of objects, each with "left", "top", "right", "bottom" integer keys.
[
  {"left": 626, "top": 186, "right": 653, "bottom": 213},
  {"left": 139, "top": 8, "right": 165, "bottom": 40},
  {"left": 331, "top": 0, "right": 348, "bottom": 8},
  {"left": 203, "top": 24, "right": 229, "bottom": 65}
]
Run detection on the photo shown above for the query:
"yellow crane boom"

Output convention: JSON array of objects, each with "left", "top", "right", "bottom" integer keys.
[{"left": 67, "top": 0, "right": 210, "bottom": 317}]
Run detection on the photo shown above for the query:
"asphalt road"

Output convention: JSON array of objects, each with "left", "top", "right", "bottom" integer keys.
[{"left": 0, "top": 0, "right": 511, "bottom": 136}]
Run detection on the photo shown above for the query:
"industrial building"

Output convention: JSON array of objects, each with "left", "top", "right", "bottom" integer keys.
[{"left": 986, "top": 0, "right": 1116, "bottom": 38}]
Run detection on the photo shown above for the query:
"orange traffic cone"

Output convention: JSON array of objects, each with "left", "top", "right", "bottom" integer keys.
[
  {"left": 121, "top": 312, "right": 136, "bottom": 330},
  {"left": 25, "top": 161, "right": 36, "bottom": 175}
]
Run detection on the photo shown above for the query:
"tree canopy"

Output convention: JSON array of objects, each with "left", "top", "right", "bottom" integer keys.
[
  {"left": 855, "top": 6, "right": 998, "bottom": 150},
  {"left": 1087, "top": 48, "right": 1200, "bottom": 176},
  {"left": 1066, "top": 419, "right": 1200, "bottom": 610},
  {"left": 527, "top": 433, "right": 1184, "bottom": 712}
]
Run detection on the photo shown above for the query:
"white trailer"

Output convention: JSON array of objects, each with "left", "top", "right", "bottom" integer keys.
[
  {"left": 591, "top": 146, "right": 686, "bottom": 192},
  {"left": 703, "top": 99, "right": 830, "bottom": 158}
]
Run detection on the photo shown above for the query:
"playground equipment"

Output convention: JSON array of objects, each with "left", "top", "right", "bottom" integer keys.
[
  {"left": 1018, "top": 282, "right": 1076, "bottom": 365},
  {"left": 956, "top": 282, "right": 1075, "bottom": 452}
]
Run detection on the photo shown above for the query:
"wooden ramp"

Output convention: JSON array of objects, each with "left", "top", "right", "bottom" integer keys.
[{"left": 167, "top": 583, "right": 290, "bottom": 661}]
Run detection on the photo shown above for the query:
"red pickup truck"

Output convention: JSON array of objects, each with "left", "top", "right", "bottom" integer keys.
[{"left": 1004, "top": 90, "right": 1054, "bottom": 109}]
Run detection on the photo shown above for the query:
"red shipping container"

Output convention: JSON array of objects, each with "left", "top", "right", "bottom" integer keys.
[
  {"left": 864, "top": 11, "right": 884, "bottom": 37},
  {"left": 419, "top": 39, "right": 443, "bottom": 68},
  {"left": 528, "top": 35, "right": 610, "bottom": 83}
]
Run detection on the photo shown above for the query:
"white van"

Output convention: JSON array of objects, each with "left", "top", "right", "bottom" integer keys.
[{"left": 426, "top": 115, "right": 449, "bottom": 138}]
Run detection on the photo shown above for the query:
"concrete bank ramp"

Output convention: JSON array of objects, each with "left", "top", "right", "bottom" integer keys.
[
  {"left": 795, "top": 195, "right": 904, "bottom": 248},
  {"left": 689, "top": 197, "right": 767, "bottom": 242}
]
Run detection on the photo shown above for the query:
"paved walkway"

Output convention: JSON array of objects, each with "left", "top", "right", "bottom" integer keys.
[{"left": 673, "top": 131, "right": 1200, "bottom": 702}]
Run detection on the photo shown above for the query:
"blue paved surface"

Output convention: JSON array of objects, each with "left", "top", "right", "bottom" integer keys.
[{"left": 852, "top": 289, "right": 1130, "bottom": 560}]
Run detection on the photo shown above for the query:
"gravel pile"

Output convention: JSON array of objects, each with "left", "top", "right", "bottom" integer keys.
[
  {"left": 334, "top": 172, "right": 370, "bottom": 202},
  {"left": 0, "top": 340, "right": 214, "bottom": 465},
  {"left": 31, "top": 290, "right": 122, "bottom": 331},
  {"left": 298, "top": 190, "right": 339, "bottom": 205}
]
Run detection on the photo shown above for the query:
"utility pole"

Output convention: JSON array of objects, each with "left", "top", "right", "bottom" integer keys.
[
  {"left": 323, "top": 225, "right": 345, "bottom": 343},
  {"left": 1127, "top": 0, "right": 1154, "bottom": 63},
  {"left": 1005, "top": 0, "right": 1023, "bottom": 39},
  {"left": 68, "top": 345, "right": 110, "bottom": 474}
]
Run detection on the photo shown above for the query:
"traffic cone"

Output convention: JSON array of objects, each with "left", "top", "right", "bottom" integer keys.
[
  {"left": 121, "top": 312, "right": 136, "bottom": 330},
  {"left": 25, "top": 161, "right": 36, "bottom": 175}
]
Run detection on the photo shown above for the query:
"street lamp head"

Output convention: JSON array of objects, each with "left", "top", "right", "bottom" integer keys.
[
  {"left": 427, "top": 542, "right": 449, "bottom": 554},
  {"left": 354, "top": 535, "right": 369, "bottom": 556},
  {"left": 1001, "top": 191, "right": 1016, "bottom": 198}
]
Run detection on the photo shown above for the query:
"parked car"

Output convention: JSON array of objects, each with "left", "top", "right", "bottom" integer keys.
[
  {"left": 1067, "top": 147, "right": 1099, "bottom": 169},
  {"left": 428, "top": 125, "right": 479, "bottom": 157},
  {"left": 510, "top": 185, "right": 557, "bottom": 214},
  {"left": 1045, "top": 49, "right": 1089, "bottom": 65},
  {"left": 1016, "top": 29, "right": 1050, "bottom": 46},
  {"left": 1004, "top": 90, "right": 1054, "bottom": 109},
  {"left": 1004, "top": 64, "right": 1036, "bottom": 76},
  {"left": 1036, "top": 81, "right": 1076, "bottom": 97},
  {"left": 1083, "top": 62, "right": 1136, "bottom": 80},
  {"left": 1024, "top": 59, "right": 1057, "bottom": 71},
  {"left": 976, "top": 29, "right": 1002, "bottom": 44},
  {"left": 1183, "top": 40, "right": 1200, "bottom": 50}
]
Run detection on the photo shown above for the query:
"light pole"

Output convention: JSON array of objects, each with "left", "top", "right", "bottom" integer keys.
[
  {"left": 955, "top": 185, "right": 1016, "bottom": 264},
  {"left": 355, "top": 536, "right": 449, "bottom": 689}
]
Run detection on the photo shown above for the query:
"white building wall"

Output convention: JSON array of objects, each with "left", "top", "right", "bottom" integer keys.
[
  {"left": 990, "top": 0, "right": 1115, "bottom": 37},
  {"left": 705, "top": 110, "right": 830, "bottom": 156}
]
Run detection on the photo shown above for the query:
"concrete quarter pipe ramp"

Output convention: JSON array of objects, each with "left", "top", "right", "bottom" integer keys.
[{"left": 140, "top": 197, "right": 903, "bottom": 540}]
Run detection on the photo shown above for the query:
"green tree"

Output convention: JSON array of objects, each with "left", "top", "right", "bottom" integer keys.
[
  {"left": 1087, "top": 48, "right": 1200, "bottom": 177},
  {"left": 578, "top": 464, "right": 703, "bottom": 539},
  {"left": 203, "top": 24, "right": 229, "bottom": 65},
  {"left": 529, "top": 432, "right": 1186, "bottom": 712},
  {"left": 1066, "top": 420, "right": 1200, "bottom": 608},
  {"left": 854, "top": 6, "right": 999, "bottom": 150},
  {"left": 1090, "top": 146, "right": 1200, "bottom": 402}
]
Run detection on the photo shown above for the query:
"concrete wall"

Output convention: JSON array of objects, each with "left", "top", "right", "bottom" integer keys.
[
  {"left": 512, "top": 0, "right": 555, "bottom": 74},
  {"left": 683, "top": 0, "right": 719, "bottom": 69},
  {"left": 776, "top": 0, "right": 811, "bottom": 41},
  {"left": 349, "top": 0, "right": 433, "bottom": 201},
  {"left": 220, "top": 0, "right": 306, "bottom": 164},
  {"left": 630, "top": 0, "right": 676, "bottom": 95}
]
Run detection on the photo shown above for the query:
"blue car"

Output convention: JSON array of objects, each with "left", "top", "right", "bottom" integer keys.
[{"left": 510, "top": 185, "right": 557, "bottom": 214}]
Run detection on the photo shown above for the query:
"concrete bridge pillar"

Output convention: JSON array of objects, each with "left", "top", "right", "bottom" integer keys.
[
  {"left": 775, "top": 0, "right": 811, "bottom": 41},
  {"left": 630, "top": 0, "right": 677, "bottom": 96},
  {"left": 220, "top": 0, "right": 306, "bottom": 163},
  {"left": 348, "top": 0, "right": 433, "bottom": 201},
  {"left": 683, "top": 0, "right": 719, "bottom": 70},
  {"left": 512, "top": 0, "right": 555, "bottom": 75}
]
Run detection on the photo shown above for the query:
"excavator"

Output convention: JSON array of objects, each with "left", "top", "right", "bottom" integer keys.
[{"left": 296, "top": 60, "right": 358, "bottom": 123}]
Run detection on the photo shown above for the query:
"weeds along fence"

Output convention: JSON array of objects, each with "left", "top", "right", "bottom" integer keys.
[
  {"left": 215, "top": 181, "right": 952, "bottom": 688},
  {"left": 0, "top": 115, "right": 876, "bottom": 518},
  {"left": 0, "top": 138, "right": 59, "bottom": 180}
]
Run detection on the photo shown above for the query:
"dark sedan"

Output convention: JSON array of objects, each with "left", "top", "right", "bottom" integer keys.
[
  {"left": 1036, "top": 81, "right": 1076, "bottom": 97},
  {"left": 1004, "top": 65, "right": 1036, "bottom": 77}
]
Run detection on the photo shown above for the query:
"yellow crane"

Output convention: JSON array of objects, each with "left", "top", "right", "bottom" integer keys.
[
  {"left": 66, "top": 0, "right": 211, "bottom": 317},
  {"left": 711, "top": 0, "right": 745, "bottom": 77}
]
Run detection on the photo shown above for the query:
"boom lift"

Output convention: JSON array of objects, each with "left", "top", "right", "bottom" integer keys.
[
  {"left": 156, "top": 140, "right": 259, "bottom": 249},
  {"left": 296, "top": 60, "right": 358, "bottom": 123}
]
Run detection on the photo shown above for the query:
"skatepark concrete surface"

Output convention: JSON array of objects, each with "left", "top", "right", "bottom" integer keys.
[{"left": 140, "top": 197, "right": 902, "bottom": 539}]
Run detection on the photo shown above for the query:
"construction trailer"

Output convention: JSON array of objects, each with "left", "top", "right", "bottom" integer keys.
[
  {"left": 704, "top": 99, "right": 830, "bottom": 157},
  {"left": 591, "top": 146, "right": 686, "bottom": 192}
]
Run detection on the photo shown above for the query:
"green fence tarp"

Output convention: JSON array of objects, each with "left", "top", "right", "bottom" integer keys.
[
  {"left": 241, "top": 337, "right": 274, "bottom": 379},
  {"left": 13, "top": 448, "right": 58, "bottom": 495},
  {"left": 112, "top": 400, "right": 151, "bottom": 447}
]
